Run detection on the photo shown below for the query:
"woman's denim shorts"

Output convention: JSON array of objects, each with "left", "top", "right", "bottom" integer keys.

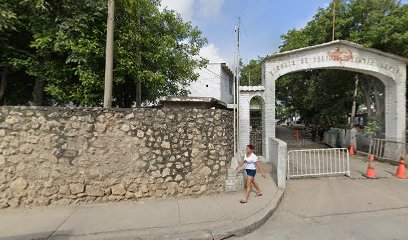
[{"left": 245, "top": 169, "right": 256, "bottom": 177}]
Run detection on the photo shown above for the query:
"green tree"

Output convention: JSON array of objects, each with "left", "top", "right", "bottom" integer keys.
[
  {"left": 0, "top": 0, "right": 17, "bottom": 31},
  {"left": 114, "top": 0, "right": 207, "bottom": 106},
  {"left": 240, "top": 57, "right": 264, "bottom": 86},
  {"left": 280, "top": 0, "right": 408, "bottom": 56},
  {"left": 0, "top": 0, "right": 207, "bottom": 107},
  {"left": 0, "top": 0, "right": 35, "bottom": 105},
  {"left": 365, "top": 116, "right": 383, "bottom": 137}
]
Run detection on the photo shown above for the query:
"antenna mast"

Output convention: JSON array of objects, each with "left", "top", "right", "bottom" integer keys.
[{"left": 235, "top": 17, "right": 241, "bottom": 155}]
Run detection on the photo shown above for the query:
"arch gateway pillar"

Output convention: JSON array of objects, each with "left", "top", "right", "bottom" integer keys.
[{"left": 239, "top": 40, "right": 407, "bottom": 162}]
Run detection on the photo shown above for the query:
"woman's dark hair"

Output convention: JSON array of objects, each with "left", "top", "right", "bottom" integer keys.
[{"left": 247, "top": 144, "right": 255, "bottom": 150}]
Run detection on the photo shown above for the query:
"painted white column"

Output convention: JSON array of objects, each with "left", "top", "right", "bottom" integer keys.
[
  {"left": 263, "top": 66, "right": 277, "bottom": 162},
  {"left": 264, "top": 103, "right": 275, "bottom": 161},
  {"left": 239, "top": 94, "right": 251, "bottom": 155},
  {"left": 398, "top": 73, "right": 407, "bottom": 143},
  {"left": 385, "top": 78, "right": 406, "bottom": 143}
]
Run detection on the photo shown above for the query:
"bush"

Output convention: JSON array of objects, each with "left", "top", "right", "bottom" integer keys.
[{"left": 365, "top": 116, "right": 382, "bottom": 137}]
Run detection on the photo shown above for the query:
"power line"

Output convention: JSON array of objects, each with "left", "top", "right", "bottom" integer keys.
[
  {"left": 239, "top": 17, "right": 250, "bottom": 39},
  {"left": 198, "top": 77, "right": 230, "bottom": 85},
  {"left": 188, "top": 84, "right": 223, "bottom": 95},
  {"left": 223, "top": 28, "right": 236, "bottom": 44},
  {"left": 194, "top": 75, "right": 225, "bottom": 85},
  {"left": 189, "top": 80, "right": 225, "bottom": 91},
  {"left": 203, "top": 68, "right": 231, "bottom": 82}
]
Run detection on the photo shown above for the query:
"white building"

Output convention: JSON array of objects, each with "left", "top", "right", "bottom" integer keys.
[{"left": 186, "top": 63, "right": 234, "bottom": 104}]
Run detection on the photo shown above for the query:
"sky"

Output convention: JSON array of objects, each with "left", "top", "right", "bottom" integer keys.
[
  {"left": 160, "top": 0, "right": 332, "bottom": 66},
  {"left": 161, "top": 0, "right": 408, "bottom": 67}
]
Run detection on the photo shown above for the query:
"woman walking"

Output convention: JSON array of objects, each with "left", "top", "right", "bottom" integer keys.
[{"left": 236, "top": 144, "right": 266, "bottom": 203}]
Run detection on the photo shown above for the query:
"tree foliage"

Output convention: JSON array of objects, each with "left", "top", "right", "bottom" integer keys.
[
  {"left": 240, "top": 57, "right": 264, "bottom": 86},
  {"left": 280, "top": 0, "right": 408, "bottom": 55},
  {"left": 0, "top": 0, "right": 207, "bottom": 107},
  {"left": 365, "top": 116, "right": 383, "bottom": 137}
]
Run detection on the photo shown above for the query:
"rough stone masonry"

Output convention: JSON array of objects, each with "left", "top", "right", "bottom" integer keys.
[{"left": 0, "top": 106, "right": 233, "bottom": 209}]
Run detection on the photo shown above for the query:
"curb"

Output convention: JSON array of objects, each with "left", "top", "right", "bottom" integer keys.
[
  {"left": 50, "top": 189, "right": 285, "bottom": 240},
  {"left": 212, "top": 188, "right": 284, "bottom": 240}
]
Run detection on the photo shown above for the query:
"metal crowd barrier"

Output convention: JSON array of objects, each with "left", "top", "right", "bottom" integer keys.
[
  {"left": 369, "top": 138, "right": 407, "bottom": 164},
  {"left": 287, "top": 148, "right": 350, "bottom": 179}
]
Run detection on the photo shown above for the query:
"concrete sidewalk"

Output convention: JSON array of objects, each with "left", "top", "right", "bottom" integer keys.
[
  {"left": 0, "top": 164, "right": 284, "bottom": 240},
  {"left": 350, "top": 154, "right": 401, "bottom": 179},
  {"left": 234, "top": 177, "right": 408, "bottom": 240}
]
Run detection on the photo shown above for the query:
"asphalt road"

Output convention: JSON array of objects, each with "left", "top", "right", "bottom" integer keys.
[
  {"left": 230, "top": 177, "right": 408, "bottom": 240},
  {"left": 276, "top": 125, "right": 329, "bottom": 150},
  {"left": 229, "top": 125, "right": 408, "bottom": 240}
]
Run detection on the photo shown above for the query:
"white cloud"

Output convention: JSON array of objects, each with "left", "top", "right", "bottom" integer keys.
[
  {"left": 161, "top": 1, "right": 227, "bottom": 64},
  {"left": 197, "top": 0, "right": 225, "bottom": 19},
  {"left": 200, "top": 43, "right": 225, "bottom": 63},
  {"left": 160, "top": 0, "right": 195, "bottom": 20},
  {"left": 161, "top": 0, "right": 225, "bottom": 21}
]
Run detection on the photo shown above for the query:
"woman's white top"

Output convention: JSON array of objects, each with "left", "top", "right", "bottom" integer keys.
[{"left": 244, "top": 153, "right": 258, "bottom": 170}]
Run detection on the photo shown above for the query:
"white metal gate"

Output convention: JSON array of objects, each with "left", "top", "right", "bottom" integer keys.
[
  {"left": 369, "top": 138, "right": 407, "bottom": 163},
  {"left": 287, "top": 148, "right": 350, "bottom": 179}
]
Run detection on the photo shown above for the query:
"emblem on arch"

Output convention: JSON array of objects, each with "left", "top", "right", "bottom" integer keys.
[{"left": 328, "top": 48, "right": 353, "bottom": 61}]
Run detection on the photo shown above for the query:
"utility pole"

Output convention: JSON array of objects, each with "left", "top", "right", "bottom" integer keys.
[
  {"left": 233, "top": 69, "right": 237, "bottom": 155},
  {"left": 0, "top": 66, "right": 8, "bottom": 105},
  {"left": 234, "top": 17, "right": 241, "bottom": 155},
  {"left": 233, "top": 27, "right": 237, "bottom": 156},
  {"left": 135, "top": 2, "right": 142, "bottom": 108},
  {"left": 104, "top": 0, "right": 115, "bottom": 108},
  {"left": 248, "top": 72, "right": 251, "bottom": 86},
  {"left": 136, "top": 81, "right": 142, "bottom": 107},
  {"left": 332, "top": 0, "right": 336, "bottom": 41}
]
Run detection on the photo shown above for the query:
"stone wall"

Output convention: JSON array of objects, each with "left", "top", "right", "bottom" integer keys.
[{"left": 0, "top": 107, "right": 233, "bottom": 209}]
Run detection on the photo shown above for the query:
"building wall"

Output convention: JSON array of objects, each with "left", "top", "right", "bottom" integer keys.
[
  {"left": 187, "top": 64, "right": 222, "bottom": 100},
  {"left": 187, "top": 63, "right": 233, "bottom": 104},
  {"left": 220, "top": 67, "right": 233, "bottom": 104},
  {"left": 0, "top": 107, "right": 233, "bottom": 209}
]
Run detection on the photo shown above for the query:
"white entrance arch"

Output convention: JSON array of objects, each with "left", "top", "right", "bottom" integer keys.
[
  {"left": 239, "top": 40, "right": 408, "bottom": 162},
  {"left": 239, "top": 86, "right": 266, "bottom": 156}
]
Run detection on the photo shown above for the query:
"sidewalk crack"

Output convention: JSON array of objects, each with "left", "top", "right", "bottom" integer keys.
[
  {"left": 176, "top": 199, "right": 181, "bottom": 225},
  {"left": 46, "top": 208, "right": 77, "bottom": 240}
]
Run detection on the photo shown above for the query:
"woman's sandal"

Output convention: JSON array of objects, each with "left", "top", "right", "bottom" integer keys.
[
  {"left": 239, "top": 199, "right": 247, "bottom": 204},
  {"left": 255, "top": 192, "right": 263, "bottom": 197}
]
